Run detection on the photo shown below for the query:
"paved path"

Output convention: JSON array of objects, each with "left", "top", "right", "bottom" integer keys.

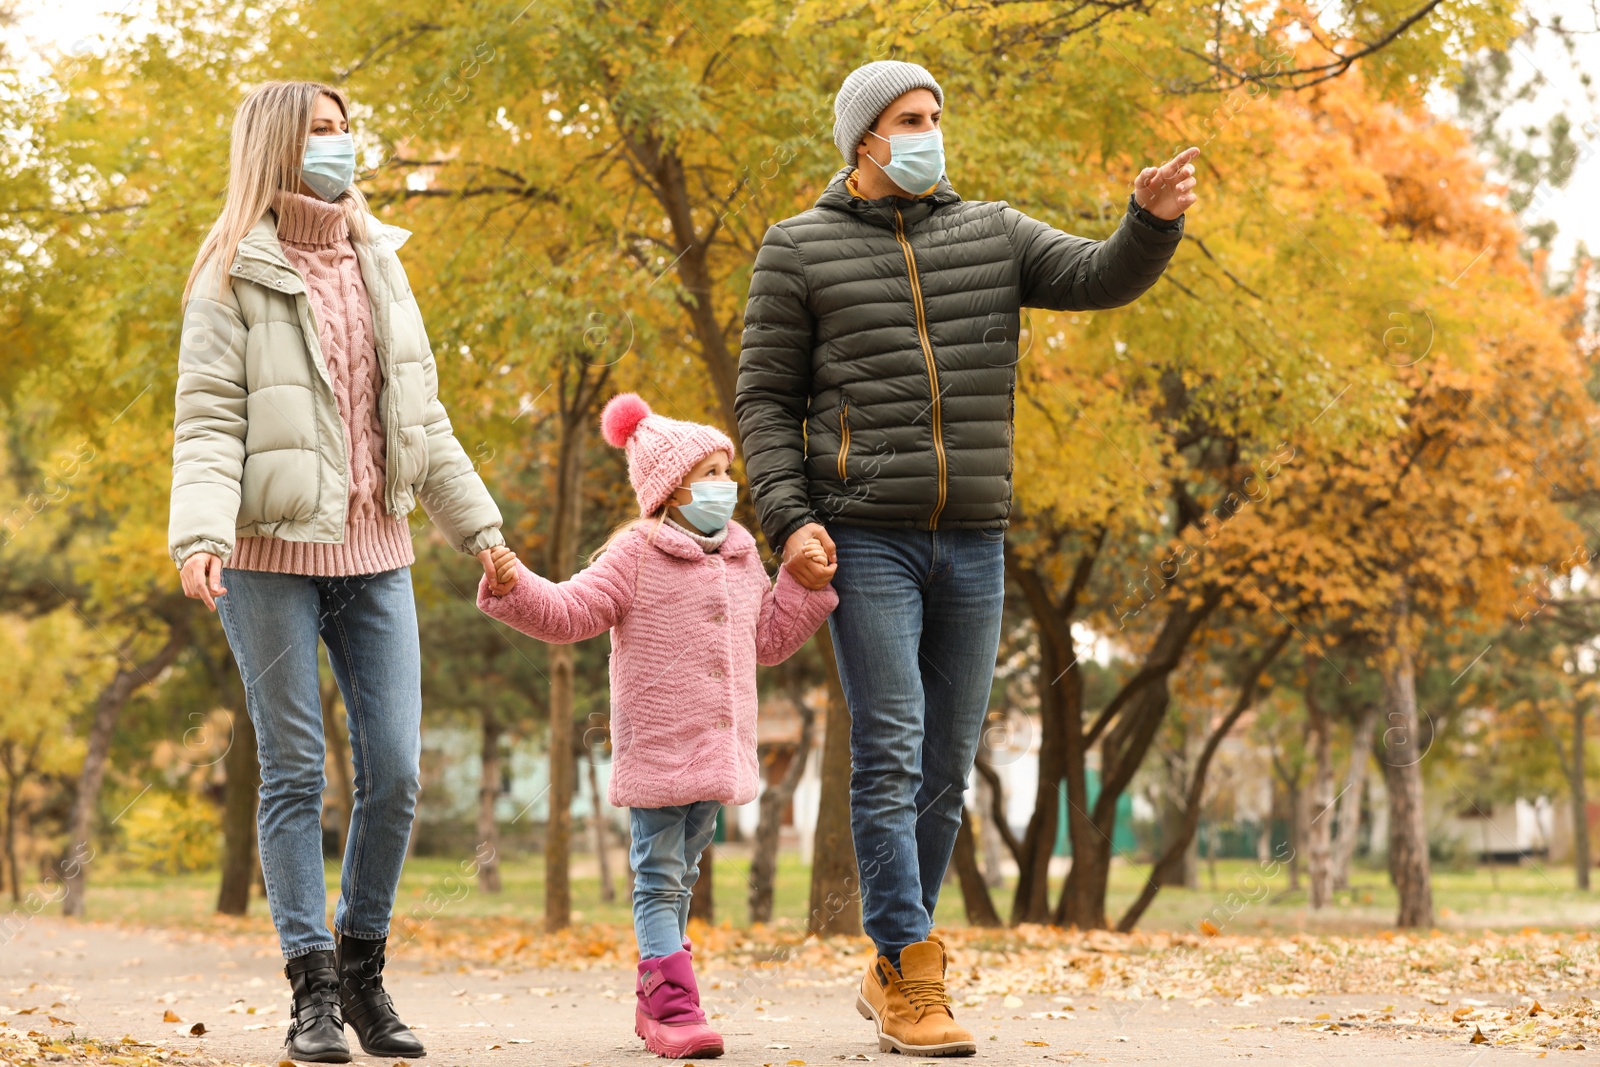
[{"left": 0, "top": 918, "right": 1559, "bottom": 1065}]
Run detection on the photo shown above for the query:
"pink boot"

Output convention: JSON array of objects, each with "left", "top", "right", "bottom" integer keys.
[{"left": 635, "top": 950, "right": 724, "bottom": 1058}]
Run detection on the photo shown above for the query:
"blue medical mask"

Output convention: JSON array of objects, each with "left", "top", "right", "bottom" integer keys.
[
  {"left": 868, "top": 127, "right": 945, "bottom": 196},
  {"left": 301, "top": 132, "right": 356, "bottom": 202},
  {"left": 676, "top": 480, "right": 738, "bottom": 534}
]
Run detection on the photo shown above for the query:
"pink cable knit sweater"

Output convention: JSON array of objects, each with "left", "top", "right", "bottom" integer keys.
[
  {"left": 477, "top": 520, "right": 838, "bottom": 808},
  {"left": 232, "top": 192, "right": 414, "bottom": 576}
]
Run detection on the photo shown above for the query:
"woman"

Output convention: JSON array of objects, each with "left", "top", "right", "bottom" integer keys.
[{"left": 169, "top": 81, "right": 513, "bottom": 1063}]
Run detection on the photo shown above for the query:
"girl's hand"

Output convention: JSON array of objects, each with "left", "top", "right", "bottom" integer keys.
[
  {"left": 784, "top": 537, "right": 837, "bottom": 591},
  {"left": 479, "top": 546, "right": 520, "bottom": 597},
  {"left": 180, "top": 552, "right": 227, "bottom": 611}
]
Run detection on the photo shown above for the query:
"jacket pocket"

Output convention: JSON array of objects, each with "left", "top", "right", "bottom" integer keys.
[{"left": 836, "top": 395, "right": 852, "bottom": 483}]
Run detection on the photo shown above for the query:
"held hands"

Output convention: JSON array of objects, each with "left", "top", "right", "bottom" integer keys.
[
  {"left": 180, "top": 552, "right": 227, "bottom": 611},
  {"left": 480, "top": 545, "right": 520, "bottom": 598},
  {"left": 1133, "top": 146, "right": 1200, "bottom": 221},
  {"left": 782, "top": 522, "right": 837, "bottom": 591}
]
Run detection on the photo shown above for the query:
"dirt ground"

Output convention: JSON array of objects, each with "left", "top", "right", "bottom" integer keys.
[{"left": 2, "top": 916, "right": 1592, "bottom": 1065}]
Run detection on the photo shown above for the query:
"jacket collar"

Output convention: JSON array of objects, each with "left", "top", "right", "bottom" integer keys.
[
  {"left": 813, "top": 165, "right": 961, "bottom": 230},
  {"left": 646, "top": 518, "right": 758, "bottom": 562},
  {"left": 229, "top": 210, "right": 412, "bottom": 294}
]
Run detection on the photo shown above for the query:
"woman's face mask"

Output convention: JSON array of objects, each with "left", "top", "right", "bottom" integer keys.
[
  {"left": 301, "top": 132, "right": 356, "bottom": 202},
  {"left": 676, "top": 479, "right": 738, "bottom": 534}
]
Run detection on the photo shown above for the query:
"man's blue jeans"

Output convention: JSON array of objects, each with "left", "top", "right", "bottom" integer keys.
[
  {"left": 826, "top": 524, "right": 1005, "bottom": 964},
  {"left": 629, "top": 801, "right": 720, "bottom": 959},
  {"left": 216, "top": 566, "right": 422, "bottom": 959}
]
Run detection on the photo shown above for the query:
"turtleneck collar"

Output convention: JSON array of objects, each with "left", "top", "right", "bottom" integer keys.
[
  {"left": 666, "top": 516, "right": 729, "bottom": 553},
  {"left": 274, "top": 190, "right": 350, "bottom": 249}
]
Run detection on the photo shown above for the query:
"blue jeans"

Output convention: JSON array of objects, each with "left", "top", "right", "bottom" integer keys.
[
  {"left": 629, "top": 801, "right": 720, "bottom": 959},
  {"left": 827, "top": 524, "right": 1005, "bottom": 964},
  {"left": 216, "top": 566, "right": 422, "bottom": 959}
]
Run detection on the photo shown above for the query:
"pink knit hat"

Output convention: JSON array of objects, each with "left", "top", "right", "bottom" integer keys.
[{"left": 600, "top": 393, "right": 736, "bottom": 517}]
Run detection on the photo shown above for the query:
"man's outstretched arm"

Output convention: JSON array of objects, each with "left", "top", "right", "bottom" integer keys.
[{"left": 1010, "top": 147, "right": 1199, "bottom": 312}]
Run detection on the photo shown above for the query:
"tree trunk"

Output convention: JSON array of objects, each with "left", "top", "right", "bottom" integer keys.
[
  {"left": 320, "top": 671, "right": 353, "bottom": 858},
  {"left": 216, "top": 706, "right": 260, "bottom": 916},
  {"left": 952, "top": 807, "right": 1003, "bottom": 927},
  {"left": 1305, "top": 689, "right": 1334, "bottom": 910},
  {"left": 61, "top": 616, "right": 188, "bottom": 917},
  {"left": 588, "top": 747, "right": 615, "bottom": 904},
  {"left": 808, "top": 625, "right": 861, "bottom": 936},
  {"left": 543, "top": 364, "right": 593, "bottom": 933},
  {"left": 1571, "top": 700, "right": 1591, "bottom": 891},
  {"left": 1012, "top": 635, "right": 1068, "bottom": 924},
  {"left": 1331, "top": 703, "right": 1376, "bottom": 891},
  {"left": 1285, "top": 781, "right": 1302, "bottom": 891},
  {"left": 750, "top": 695, "right": 816, "bottom": 924},
  {"left": 974, "top": 771, "right": 1005, "bottom": 887},
  {"left": 1117, "top": 629, "right": 1290, "bottom": 931},
  {"left": 477, "top": 711, "right": 503, "bottom": 894},
  {"left": 615, "top": 133, "right": 739, "bottom": 430},
  {"left": 1055, "top": 586, "right": 1225, "bottom": 929},
  {"left": 1155, "top": 753, "right": 1198, "bottom": 888},
  {"left": 690, "top": 837, "right": 714, "bottom": 924},
  {"left": 1380, "top": 586, "right": 1433, "bottom": 928},
  {"left": 2, "top": 740, "right": 40, "bottom": 903}
]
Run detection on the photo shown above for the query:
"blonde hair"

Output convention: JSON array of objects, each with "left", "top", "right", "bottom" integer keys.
[
  {"left": 587, "top": 511, "right": 668, "bottom": 566},
  {"left": 183, "top": 81, "right": 371, "bottom": 303}
]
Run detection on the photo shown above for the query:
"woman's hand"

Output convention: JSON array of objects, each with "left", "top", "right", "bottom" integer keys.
[
  {"left": 1133, "top": 146, "right": 1200, "bottom": 221},
  {"left": 479, "top": 546, "right": 520, "bottom": 597},
  {"left": 180, "top": 552, "right": 227, "bottom": 611}
]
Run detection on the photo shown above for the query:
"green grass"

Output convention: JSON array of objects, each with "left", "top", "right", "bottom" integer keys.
[{"left": 65, "top": 849, "right": 1600, "bottom": 937}]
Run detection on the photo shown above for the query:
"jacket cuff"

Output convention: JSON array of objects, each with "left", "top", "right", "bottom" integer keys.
[
  {"left": 771, "top": 514, "right": 817, "bottom": 556},
  {"left": 1126, "top": 193, "right": 1184, "bottom": 234},
  {"left": 462, "top": 525, "right": 505, "bottom": 555},
  {"left": 173, "top": 538, "right": 233, "bottom": 570}
]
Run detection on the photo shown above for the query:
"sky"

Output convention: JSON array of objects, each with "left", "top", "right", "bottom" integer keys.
[{"left": 7, "top": 0, "right": 1600, "bottom": 275}]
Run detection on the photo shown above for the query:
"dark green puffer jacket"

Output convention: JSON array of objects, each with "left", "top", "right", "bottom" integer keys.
[{"left": 735, "top": 166, "right": 1184, "bottom": 552}]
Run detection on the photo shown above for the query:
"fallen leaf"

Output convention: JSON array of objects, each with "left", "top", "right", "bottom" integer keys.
[
  {"left": 1023, "top": 1040, "right": 1049, "bottom": 1047},
  {"left": 1529, "top": 1001, "right": 1547, "bottom": 1016},
  {"left": 1470, "top": 1027, "right": 1488, "bottom": 1045},
  {"left": 162, "top": 1011, "right": 181, "bottom": 1024},
  {"left": 189, "top": 1023, "right": 206, "bottom": 1036},
  {"left": 1003, "top": 995, "right": 1024, "bottom": 1008},
  {"left": 1199, "top": 920, "right": 1220, "bottom": 937}
]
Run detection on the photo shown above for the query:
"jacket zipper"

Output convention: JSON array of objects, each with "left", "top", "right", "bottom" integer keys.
[
  {"left": 837, "top": 398, "right": 851, "bottom": 482},
  {"left": 893, "top": 205, "right": 947, "bottom": 528}
]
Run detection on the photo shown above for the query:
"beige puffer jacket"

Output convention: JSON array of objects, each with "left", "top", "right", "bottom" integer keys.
[{"left": 168, "top": 211, "right": 503, "bottom": 568}]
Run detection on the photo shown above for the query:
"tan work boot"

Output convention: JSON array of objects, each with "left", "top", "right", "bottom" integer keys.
[{"left": 855, "top": 940, "right": 976, "bottom": 1056}]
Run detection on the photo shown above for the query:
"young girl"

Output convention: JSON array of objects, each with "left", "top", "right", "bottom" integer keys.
[{"left": 477, "top": 393, "right": 837, "bottom": 1059}]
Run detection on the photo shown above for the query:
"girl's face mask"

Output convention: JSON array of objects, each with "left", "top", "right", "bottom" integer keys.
[
  {"left": 302, "top": 133, "right": 356, "bottom": 202},
  {"left": 676, "top": 479, "right": 738, "bottom": 534}
]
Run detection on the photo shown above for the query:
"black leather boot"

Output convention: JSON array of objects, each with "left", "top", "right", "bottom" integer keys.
[
  {"left": 284, "top": 950, "right": 351, "bottom": 1063},
  {"left": 337, "top": 933, "right": 426, "bottom": 1058}
]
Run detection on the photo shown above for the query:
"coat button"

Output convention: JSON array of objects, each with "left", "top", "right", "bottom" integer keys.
[
  {"left": 709, "top": 668, "right": 724, "bottom": 679},
  {"left": 711, "top": 612, "right": 725, "bottom": 624},
  {"left": 717, "top": 719, "right": 730, "bottom": 730}
]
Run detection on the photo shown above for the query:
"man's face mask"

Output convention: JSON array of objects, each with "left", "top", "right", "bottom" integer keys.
[{"left": 867, "top": 126, "right": 944, "bottom": 195}]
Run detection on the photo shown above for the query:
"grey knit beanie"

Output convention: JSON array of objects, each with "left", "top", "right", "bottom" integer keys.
[{"left": 832, "top": 60, "right": 944, "bottom": 166}]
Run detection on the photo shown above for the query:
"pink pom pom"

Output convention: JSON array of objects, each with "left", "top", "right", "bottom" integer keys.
[{"left": 600, "top": 392, "right": 652, "bottom": 448}]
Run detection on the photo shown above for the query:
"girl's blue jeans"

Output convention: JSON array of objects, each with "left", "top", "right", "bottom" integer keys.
[{"left": 629, "top": 800, "right": 720, "bottom": 959}]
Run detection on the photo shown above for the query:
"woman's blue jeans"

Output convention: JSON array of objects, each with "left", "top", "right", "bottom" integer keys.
[
  {"left": 826, "top": 524, "right": 1006, "bottom": 966},
  {"left": 216, "top": 566, "right": 422, "bottom": 959}
]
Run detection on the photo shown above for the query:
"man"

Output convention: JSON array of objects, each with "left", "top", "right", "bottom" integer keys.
[{"left": 735, "top": 60, "right": 1196, "bottom": 1056}]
